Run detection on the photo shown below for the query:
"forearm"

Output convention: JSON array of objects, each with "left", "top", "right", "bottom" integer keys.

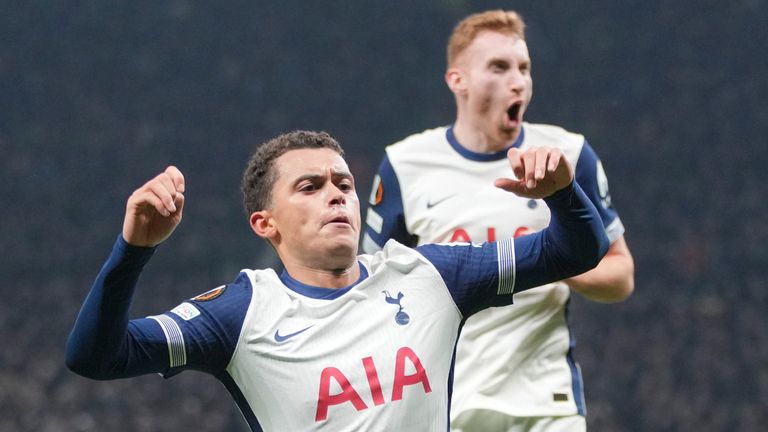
[
  {"left": 566, "top": 236, "right": 635, "bottom": 302},
  {"left": 66, "top": 235, "right": 156, "bottom": 379},
  {"left": 514, "top": 182, "right": 609, "bottom": 291}
]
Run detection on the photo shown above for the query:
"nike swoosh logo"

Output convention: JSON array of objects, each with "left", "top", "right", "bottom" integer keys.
[
  {"left": 426, "top": 194, "right": 456, "bottom": 209},
  {"left": 274, "top": 325, "right": 313, "bottom": 343}
]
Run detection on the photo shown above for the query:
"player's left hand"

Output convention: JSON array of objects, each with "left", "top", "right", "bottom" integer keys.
[{"left": 494, "top": 147, "right": 573, "bottom": 199}]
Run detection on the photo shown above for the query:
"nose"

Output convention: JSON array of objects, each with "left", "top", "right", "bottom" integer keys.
[
  {"left": 509, "top": 70, "right": 525, "bottom": 94},
  {"left": 328, "top": 186, "right": 347, "bottom": 207},
  {"left": 329, "top": 195, "right": 346, "bottom": 206}
]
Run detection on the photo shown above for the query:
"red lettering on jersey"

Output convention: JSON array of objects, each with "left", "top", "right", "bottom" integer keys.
[
  {"left": 391, "top": 347, "right": 432, "bottom": 401},
  {"left": 362, "top": 356, "right": 385, "bottom": 406},
  {"left": 315, "top": 347, "right": 431, "bottom": 421},
  {"left": 514, "top": 226, "right": 532, "bottom": 238},
  {"left": 450, "top": 226, "right": 531, "bottom": 242},
  {"left": 315, "top": 367, "right": 368, "bottom": 421},
  {"left": 450, "top": 228, "right": 470, "bottom": 242}
]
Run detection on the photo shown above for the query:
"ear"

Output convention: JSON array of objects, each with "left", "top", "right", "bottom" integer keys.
[
  {"left": 250, "top": 210, "right": 278, "bottom": 241},
  {"left": 445, "top": 67, "right": 467, "bottom": 95}
]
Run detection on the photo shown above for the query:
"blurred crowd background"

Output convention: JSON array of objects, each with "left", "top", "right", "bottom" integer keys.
[{"left": 1, "top": 1, "right": 766, "bottom": 431}]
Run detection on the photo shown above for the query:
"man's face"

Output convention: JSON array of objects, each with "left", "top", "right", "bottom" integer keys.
[
  {"left": 266, "top": 148, "right": 361, "bottom": 269},
  {"left": 456, "top": 30, "right": 533, "bottom": 141}
]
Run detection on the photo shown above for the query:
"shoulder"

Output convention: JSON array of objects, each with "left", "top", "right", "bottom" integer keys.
[
  {"left": 177, "top": 271, "right": 257, "bottom": 320},
  {"left": 234, "top": 268, "right": 286, "bottom": 301},
  {"left": 386, "top": 126, "right": 449, "bottom": 161},
  {"left": 360, "top": 240, "right": 437, "bottom": 275},
  {"left": 523, "top": 122, "right": 585, "bottom": 148},
  {"left": 522, "top": 123, "right": 587, "bottom": 165},
  {"left": 183, "top": 269, "right": 284, "bottom": 313}
]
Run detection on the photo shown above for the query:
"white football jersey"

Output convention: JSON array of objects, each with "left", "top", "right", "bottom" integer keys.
[
  {"left": 146, "top": 238, "right": 525, "bottom": 431},
  {"left": 363, "top": 124, "right": 625, "bottom": 418},
  {"left": 224, "top": 244, "right": 462, "bottom": 431}
]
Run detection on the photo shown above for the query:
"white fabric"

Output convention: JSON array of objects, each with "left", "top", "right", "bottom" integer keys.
[
  {"left": 227, "top": 242, "right": 463, "bottom": 431},
  {"left": 383, "top": 124, "right": 611, "bottom": 419}
]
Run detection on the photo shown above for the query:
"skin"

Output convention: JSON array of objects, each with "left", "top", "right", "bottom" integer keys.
[
  {"left": 122, "top": 165, "right": 186, "bottom": 248},
  {"left": 447, "top": 30, "right": 533, "bottom": 153},
  {"left": 446, "top": 30, "right": 634, "bottom": 301},
  {"left": 121, "top": 146, "right": 576, "bottom": 290},
  {"left": 250, "top": 148, "right": 363, "bottom": 288}
]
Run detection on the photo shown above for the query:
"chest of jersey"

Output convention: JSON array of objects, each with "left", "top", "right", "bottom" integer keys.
[
  {"left": 404, "top": 160, "right": 552, "bottom": 245},
  {"left": 229, "top": 260, "right": 460, "bottom": 431},
  {"left": 387, "top": 126, "right": 583, "bottom": 246}
]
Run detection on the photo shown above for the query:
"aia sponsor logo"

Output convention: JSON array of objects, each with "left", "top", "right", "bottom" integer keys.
[
  {"left": 315, "top": 346, "right": 431, "bottom": 421},
  {"left": 449, "top": 226, "right": 531, "bottom": 243}
]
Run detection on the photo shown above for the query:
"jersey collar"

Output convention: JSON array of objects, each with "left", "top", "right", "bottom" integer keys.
[
  {"left": 446, "top": 125, "right": 525, "bottom": 161},
  {"left": 279, "top": 262, "right": 369, "bottom": 300}
]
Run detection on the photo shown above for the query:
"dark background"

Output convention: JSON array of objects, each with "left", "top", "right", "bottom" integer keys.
[{"left": 1, "top": 1, "right": 766, "bottom": 431}]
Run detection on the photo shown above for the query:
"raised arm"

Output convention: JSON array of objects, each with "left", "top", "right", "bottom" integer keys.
[
  {"left": 122, "top": 165, "right": 186, "bottom": 247},
  {"left": 498, "top": 146, "right": 610, "bottom": 285},
  {"left": 417, "top": 147, "right": 609, "bottom": 315},
  {"left": 66, "top": 167, "right": 186, "bottom": 379}
]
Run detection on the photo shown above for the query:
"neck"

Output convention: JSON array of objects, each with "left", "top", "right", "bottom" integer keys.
[
  {"left": 453, "top": 112, "right": 521, "bottom": 153},
  {"left": 280, "top": 257, "right": 361, "bottom": 289}
]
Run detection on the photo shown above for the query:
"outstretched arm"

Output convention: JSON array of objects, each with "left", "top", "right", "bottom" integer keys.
[
  {"left": 418, "top": 147, "right": 609, "bottom": 315},
  {"left": 497, "top": 147, "right": 608, "bottom": 290}
]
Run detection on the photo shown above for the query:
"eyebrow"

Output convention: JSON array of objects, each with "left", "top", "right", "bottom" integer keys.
[
  {"left": 292, "top": 170, "right": 354, "bottom": 186},
  {"left": 487, "top": 55, "right": 530, "bottom": 66}
]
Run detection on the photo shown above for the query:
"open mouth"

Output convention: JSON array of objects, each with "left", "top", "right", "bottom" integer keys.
[
  {"left": 326, "top": 215, "right": 351, "bottom": 225},
  {"left": 507, "top": 102, "right": 522, "bottom": 122}
]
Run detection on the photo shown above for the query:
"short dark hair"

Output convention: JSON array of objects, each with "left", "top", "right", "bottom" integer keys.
[{"left": 241, "top": 130, "right": 345, "bottom": 215}]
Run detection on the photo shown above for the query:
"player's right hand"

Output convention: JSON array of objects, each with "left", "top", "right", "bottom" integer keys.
[
  {"left": 122, "top": 166, "right": 185, "bottom": 247},
  {"left": 493, "top": 147, "right": 574, "bottom": 199}
]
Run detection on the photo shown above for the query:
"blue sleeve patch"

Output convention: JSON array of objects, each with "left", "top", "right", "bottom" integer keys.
[{"left": 363, "top": 154, "right": 418, "bottom": 251}]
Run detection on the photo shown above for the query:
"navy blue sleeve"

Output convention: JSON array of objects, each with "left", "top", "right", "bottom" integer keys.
[
  {"left": 417, "top": 182, "right": 609, "bottom": 317},
  {"left": 66, "top": 235, "right": 165, "bottom": 379},
  {"left": 153, "top": 275, "right": 252, "bottom": 377},
  {"left": 575, "top": 140, "right": 621, "bottom": 237},
  {"left": 65, "top": 235, "right": 248, "bottom": 380},
  {"left": 362, "top": 154, "right": 418, "bottom": 252},
  {"left": 416, "top": 241, "right": 503, "bottom": 317}
]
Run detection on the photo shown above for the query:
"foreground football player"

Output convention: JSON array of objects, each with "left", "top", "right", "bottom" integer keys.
[{"left": 66, "top": 130, "right": 608, "bottom": 431}]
